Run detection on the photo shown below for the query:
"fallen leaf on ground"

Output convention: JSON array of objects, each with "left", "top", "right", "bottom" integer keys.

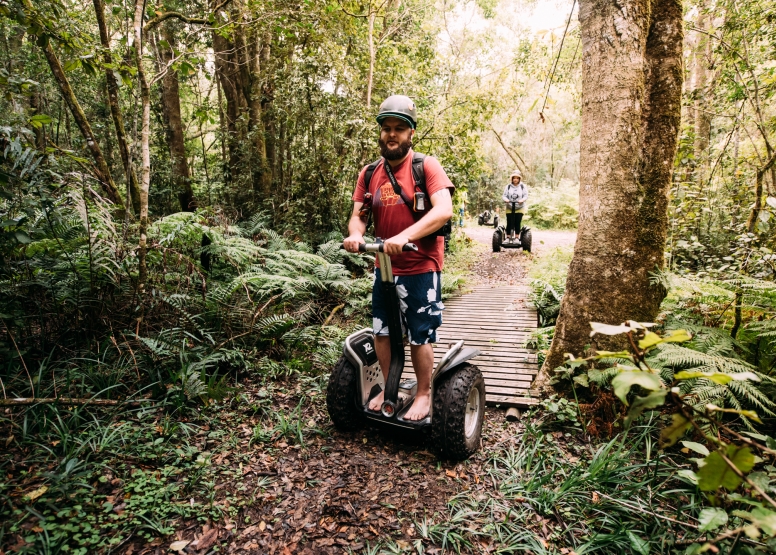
[{"left": 169, "top": 540, "right": 189, "bottom": 553}]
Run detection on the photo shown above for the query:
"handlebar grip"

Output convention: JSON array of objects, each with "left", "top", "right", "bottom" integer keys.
[{"left": 350, "top": 242, "right": 418, "bottom": 253}]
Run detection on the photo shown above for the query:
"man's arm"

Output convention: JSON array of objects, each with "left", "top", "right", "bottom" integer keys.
[
  {"left": 343, "top": 202, "right": 366, "bottom": 252},
  {"left": 383, "top": 189, "right": 453, "bottom": 254}
]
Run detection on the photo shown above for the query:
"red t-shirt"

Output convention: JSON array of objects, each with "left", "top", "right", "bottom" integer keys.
[{"left": 352, "top": 150, "right": 455, "bottom": 275}]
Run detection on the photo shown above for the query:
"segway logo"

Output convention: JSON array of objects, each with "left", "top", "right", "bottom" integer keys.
[{"left": 363, "top": 343, "right": 373, "bottom": 354}]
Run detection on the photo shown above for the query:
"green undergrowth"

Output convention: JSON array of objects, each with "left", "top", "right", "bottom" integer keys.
[
  {"left": 441, "top": 227, "right": 480, "bottom": 299},
  {"left": 364, "top": 407, "right": 776, "bottom": 554},
  {"left": 527, "top": 245, "right": 573, "bottom": 329},
  {"left": 0, "top": 363, "right": 331, "bottom": 554},
  {"left": 524, "top": 180, "right": 579, "bottom": 230}
]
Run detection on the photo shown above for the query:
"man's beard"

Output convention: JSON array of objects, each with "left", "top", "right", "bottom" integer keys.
[{"left": 379, "top": 138, "right": 413, "bottom": 161}]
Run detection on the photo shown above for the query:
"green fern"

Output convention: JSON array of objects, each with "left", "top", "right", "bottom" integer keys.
[{"left": 648, "top": 343, "right": 776, "bottom": 417}]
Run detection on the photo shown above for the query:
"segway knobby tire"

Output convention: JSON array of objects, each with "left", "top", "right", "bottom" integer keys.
[
  {"left": 493, "top": 215, "right": 499, "bottom": 229},
  {"left": 432, "top": 364, "right": 486, "bottom": 460},
  {"left": 478, "top": 216, "right": 484, "bottom": 226},
  {"left": 326, "top": 356, "right": 365, "bottom": 431},
  {"left": 520, "top": 228, "right": 532, "bottom": 253},
  {"left": 492, "top": 230, "right": 501, "bottom": 252}
]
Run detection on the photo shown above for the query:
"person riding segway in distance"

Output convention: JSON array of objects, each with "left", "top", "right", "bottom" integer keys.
[
  {"left": 343, "top": 95, "right": 455, "bottom": 421},
  {"left": 502, "top": 169, "right": 528, "bottom": 242}
]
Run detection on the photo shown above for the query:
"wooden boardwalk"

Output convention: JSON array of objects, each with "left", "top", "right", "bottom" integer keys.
[{"left": 403, "top": 284, "right": 540, "bottom": 407}]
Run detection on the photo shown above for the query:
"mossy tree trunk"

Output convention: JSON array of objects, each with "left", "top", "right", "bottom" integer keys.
[
  {"left": 155, "top": 24, "right": 196, "bottom": 212},
  {"left": 538, "top": 0, "right": 684, "bottom": 382},
  {"left": 93, "top": 0, "right": 142, "bottom": 215}
]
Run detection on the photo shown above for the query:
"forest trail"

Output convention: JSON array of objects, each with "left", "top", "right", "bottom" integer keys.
[
  {"left": 402, "top": 285, "right": 540, "bottom": 407},
  {"left": 147, "top": 232, "right": 563, "bottom": 555}
]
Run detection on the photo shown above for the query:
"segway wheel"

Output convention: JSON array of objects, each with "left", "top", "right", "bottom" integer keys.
[
  {"left": 326, "top": 356, "right": 365, "bottom": 431},
  {"left": 493, "top": 215, "right": 499, "bottom": 229},
  {"left": 520, "top": 227, "right": 532, "bottom": 253},
  {"left": 478, "top": 216, "right": 484, "bottom": 226},
  {"left": 432, "top": 364, "right": 486, "bottom": 460},
  {"left": 492, "top": 230, "right": 501, "bottom": 252}
]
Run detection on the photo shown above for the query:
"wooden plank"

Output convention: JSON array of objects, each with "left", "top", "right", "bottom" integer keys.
[
  {"left": 486, "top": 395, "right": 539, "bottom": 408},
  {"left": 444, "top": 313, "right": 536, "bottom": 319},
  {"left": 400, "top": 369, "right": 535, "bottom": 380},
  {"left": 399, "top": 283, "right": 544, "bottom": 407}
]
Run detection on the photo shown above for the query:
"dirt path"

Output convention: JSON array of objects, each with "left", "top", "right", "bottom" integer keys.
[
  {"left": 163, "top": 385, "right": 524, "bottom": 555},
  {"left": 461, "top": 225, "right": 576, "bottom": 286}
]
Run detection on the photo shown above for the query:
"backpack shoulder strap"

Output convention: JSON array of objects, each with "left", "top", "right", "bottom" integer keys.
[
  {"left": 363, "top": 158, "right": 382, "bottom": 193},
  {"left": 411, "top": 153, "right": 427, "bottom": 194}
]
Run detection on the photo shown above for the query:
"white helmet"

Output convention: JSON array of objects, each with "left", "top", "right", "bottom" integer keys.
[{"left": 510, "top": 169, "right": 522, "bottom": 179}]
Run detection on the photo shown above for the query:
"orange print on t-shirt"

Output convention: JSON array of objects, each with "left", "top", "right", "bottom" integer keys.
[{"left": 380, "top": 183, "right": 402, "bottom": 206}]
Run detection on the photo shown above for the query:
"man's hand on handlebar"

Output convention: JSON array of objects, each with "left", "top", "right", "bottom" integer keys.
[
  {"left": 383, "top": 234, "right": 411, "bottom": 255},
  {"left": 343, "top": 233, "right": 364, "bottom": 253}
]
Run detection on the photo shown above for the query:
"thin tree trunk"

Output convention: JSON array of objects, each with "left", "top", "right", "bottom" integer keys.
[
  {"left": 491, "top": 126, "right": 529, "bottom": 175},
  {"left": 366, "top": 10, "right": 376, "bottom": 108},
  {"left": 212, "top": 6, "right": 244, "bottom": 187},
  {"left": 731, "top": 289, "right": 742, "bottom": 339},
  {"left": 155, "top": 24, "right": 195, "bottom": 212},
  {"left": 539, "top": 0, "right": 684, "bottom": 379},
  {"left": 746, "top": 150, "right": 776, "bottom": 233},
  {"left": 29, "top": 90, "right": 45, "bottom": 150},
  {"left": 693, "top": 8, "right": 711, "bottom": 183},
  {"left": 134, "top": 0, "right": 151, "bottom": 290},
  {"left": 234, "top": 21, "right": 270, "bottom": 196},
  {"left": 22, "top": 0, "right": 124, "bottom": 209},
  {"left": 93, "top": 0, "right": 142, "bottom": 215}
]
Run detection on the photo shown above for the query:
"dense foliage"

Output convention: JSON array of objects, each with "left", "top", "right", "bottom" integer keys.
[{"left": 1, "top": 0, "right": 776, "bottom": 552}]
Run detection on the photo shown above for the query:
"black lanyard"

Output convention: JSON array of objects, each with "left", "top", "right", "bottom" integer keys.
[
  {"left": 382, "top": 159, "right": 403, "bottom": 196},
  {"left": 382, "top": 159, "right": 415, "bottom": 207}
]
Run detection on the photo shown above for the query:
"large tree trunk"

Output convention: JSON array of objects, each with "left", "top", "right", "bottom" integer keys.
[
  {"left": 538, "top": 0, "right": 683, "bottom": 380},
  {"left": 155, "top": 24, "right": 196, "bottom": 212},
  {"left": 93, "top": 0, "right": 142, "bottom": 215}
]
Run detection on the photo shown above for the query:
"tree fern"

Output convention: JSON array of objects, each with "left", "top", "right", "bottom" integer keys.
[{"left": 648, "top": 343, "right": 776, "bottom": 416}]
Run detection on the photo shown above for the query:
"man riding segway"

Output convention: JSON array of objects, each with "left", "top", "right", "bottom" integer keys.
[
  {"left": 343, "top": 95, "right": 454, "bottom": 421},
  {"left": 333, "top": 95, "right": 486, "bottom": 459}
]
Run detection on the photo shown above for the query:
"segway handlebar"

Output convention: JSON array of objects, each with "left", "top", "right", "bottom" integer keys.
[{"left": 354, "top": 242, "right": 418, "bottom": 253}]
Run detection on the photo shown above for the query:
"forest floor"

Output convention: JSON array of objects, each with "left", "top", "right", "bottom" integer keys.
[
  {"left": 128, "top": 226, "right": 578, "bottom": 555},
  {"left": 3, "top": 226, "right": 583, "bottom": 555}
]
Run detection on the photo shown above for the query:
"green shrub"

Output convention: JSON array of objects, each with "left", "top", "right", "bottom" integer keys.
[{"left": 525, "top": 179, "right": 579, "bottom": 229}]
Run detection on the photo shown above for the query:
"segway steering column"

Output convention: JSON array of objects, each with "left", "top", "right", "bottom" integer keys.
[{"left": 357, "top": 241, "right": 418, "bottom": 417}]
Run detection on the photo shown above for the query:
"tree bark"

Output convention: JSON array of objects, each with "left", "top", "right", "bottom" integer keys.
[
  {"left": 692, "top": 7, "right": 712, "bottom": 183},
  {"left": 134, "top": 0, "right": 151, "bottom": 290},
  {"left": 155, "top": 24, "right": 196, "bottom": 212},
  {"left": 93, "top": 0, "right": 142, "bottom": 215},
  {"left": 539, "top": 0, "right": 683, "bottom": 380},
  {"left": 233, "top": 20, "right": 271, "bottom": 196},
  {"left": 212, "top": 4, "right": 245, "bottom": 187}
]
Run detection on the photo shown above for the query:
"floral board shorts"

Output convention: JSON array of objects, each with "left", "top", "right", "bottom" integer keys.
[{"left": 372, "top": 269, "right": 444, "bottom": 345}]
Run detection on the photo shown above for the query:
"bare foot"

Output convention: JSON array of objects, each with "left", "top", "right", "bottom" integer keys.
[
  {"left": 403, "top": 394, "right": 430, "bottom": 421},
  {"left": 368, "top": 389, "right": 384, "bottom": 412}
]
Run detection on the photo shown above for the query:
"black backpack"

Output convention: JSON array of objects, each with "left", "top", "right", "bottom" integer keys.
[{"left": 362, "top": 153, "right": 449, "bottom": 238}]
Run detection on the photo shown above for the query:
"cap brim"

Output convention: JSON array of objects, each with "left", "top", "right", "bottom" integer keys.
[{"left": 376, "top": 113, "right": 416, "bottom": 129}]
